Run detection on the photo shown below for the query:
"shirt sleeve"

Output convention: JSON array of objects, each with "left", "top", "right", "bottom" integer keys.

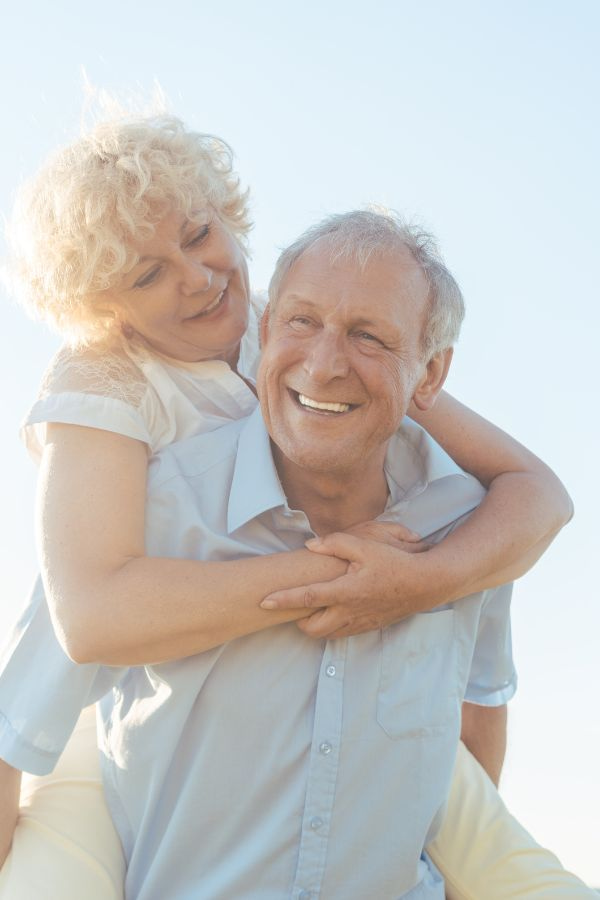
[
  {"left": 20, "top": 344, "right": 154, "bottom": 464},
  {"left": 463, "top": 582, "right": 518, "bottom": 707},
  {"left": 0, "top": 577, "right": 126, "bottom": 775}
]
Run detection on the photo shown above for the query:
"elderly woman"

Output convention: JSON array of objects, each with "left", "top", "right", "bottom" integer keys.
[{"left": 0, "top": 112, "right": 590, "bottom": 898}]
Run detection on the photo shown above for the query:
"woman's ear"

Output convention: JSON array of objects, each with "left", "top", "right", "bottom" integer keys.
[{"left": 412, "top": 348, "right": 453, "bottom": 411}]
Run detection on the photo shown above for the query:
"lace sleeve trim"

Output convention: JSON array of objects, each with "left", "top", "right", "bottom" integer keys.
[{"left": 37, "top": 342, "right": 149, "bottom": 408}]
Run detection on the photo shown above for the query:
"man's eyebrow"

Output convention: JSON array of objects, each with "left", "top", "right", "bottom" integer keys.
[
  {"left": 279, "top": 294, "right": 319, "bottom": 306},
  {"left": 279, "top": 296, "right": 397, "bottom": 328},
  {"left": 352, "top": 316, "right": 389, "bottom": 329}
]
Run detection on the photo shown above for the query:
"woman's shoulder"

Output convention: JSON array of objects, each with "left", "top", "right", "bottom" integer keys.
[
  {"left": 37, "top": 339, "right": 149, "bottom": 407},
  {"left": 21, "top": 341, "right": 156, "bottom": 462}
]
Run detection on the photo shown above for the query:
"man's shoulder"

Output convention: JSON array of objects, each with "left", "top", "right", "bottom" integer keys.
[
  {"left": 386, "top": 418, "right": 486, "bottom": 539},
  {"left": 390, "top": 418, "right": 470, "bottom": 482}
]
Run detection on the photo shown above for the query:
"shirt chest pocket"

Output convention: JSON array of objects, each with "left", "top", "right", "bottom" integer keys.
[{"left": 377, "top": 609, "right": 458, "bottom": 740}]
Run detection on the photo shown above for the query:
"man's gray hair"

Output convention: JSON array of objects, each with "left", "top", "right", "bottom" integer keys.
[{"left": 268, "top": 208, "right": 465, "bottom": 359}]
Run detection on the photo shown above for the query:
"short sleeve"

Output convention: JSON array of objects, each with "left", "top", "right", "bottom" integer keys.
[
  {"left": 464, "top": 582, "right": 517, "bottom": 707},
  {"left": 21, "top": 344, "right": 153, "bottom": 463},
  {"left": 0, "top": 577, "right": 125, "bottom": 775}
]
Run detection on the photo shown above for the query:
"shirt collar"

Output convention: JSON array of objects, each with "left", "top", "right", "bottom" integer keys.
[
  {"left": 383, "top": 418, "right": 481, "bottom": 537},
  {"left": 384, "top": 417, "right": 468, "bottom": 501},
  {"left": 228, "top": 409, "right": 472, "bottom": 535},
  {"left": 227, "top": 406, "right": 287, "bottom": 533}
]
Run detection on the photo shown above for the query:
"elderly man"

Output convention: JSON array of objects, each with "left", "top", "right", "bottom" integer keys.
[
  {"left": 2, "top": 210, "right": 595, "bottom": 899},
  {"left": 97, "top": 209, "right": 513, "bottom": 898}
]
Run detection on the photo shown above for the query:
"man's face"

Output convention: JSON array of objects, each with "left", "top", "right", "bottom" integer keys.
[{"left": 258, "top": 239, "right": 436, "bottom": 478}]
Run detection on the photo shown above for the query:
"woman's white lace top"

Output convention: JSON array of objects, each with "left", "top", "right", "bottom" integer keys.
[{"left": 22, "top": 305, "right": 261, "bottom": 462}]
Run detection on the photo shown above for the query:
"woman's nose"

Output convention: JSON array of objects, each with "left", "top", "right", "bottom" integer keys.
[{"left": 179, "top": 257, "right": 213, "bottom": 294}]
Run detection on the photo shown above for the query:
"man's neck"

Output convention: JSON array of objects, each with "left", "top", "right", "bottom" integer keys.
[{"left": 273, "top": 446, "right": 390, "bottom": 536}]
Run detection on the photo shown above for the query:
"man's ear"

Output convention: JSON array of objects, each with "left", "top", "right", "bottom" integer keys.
[
  {"left": 259, "top": 303, "right": 272, "bottom": 349},
  {"left": 412, "top": 348, "right": 453, "bottom": 411}
]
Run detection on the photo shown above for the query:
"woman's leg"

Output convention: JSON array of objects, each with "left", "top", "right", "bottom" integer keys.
[
  {"left": 3, "top": 719, "right": 594, "bottom": 898},
  {"left": 0, "top": 705, "right": 124, "bottom": 900},
  {"left": 428, "top": 740, "right": 595, "bottom": 899}
]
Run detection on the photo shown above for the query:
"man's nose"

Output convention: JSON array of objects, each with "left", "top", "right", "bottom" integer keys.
[
  {"left": 303, "top": 331, "right": 350, "bottom": 382},
  {"left": 179, "top": 256, "right": 213, "bottom": 294}
]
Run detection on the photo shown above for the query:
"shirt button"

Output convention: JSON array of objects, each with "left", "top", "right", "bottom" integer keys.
[
  {"left": 298, "top": 891, "right": 312, "bottom": 900},
  {"left": 325, "top": 664, "right": 336, "bottom": 677},
  {"left": 319, "top": 741, "right": 332, "bottom": 755},
  {"left": 310, "top": 816, "right": 324, "bottom": 830}
]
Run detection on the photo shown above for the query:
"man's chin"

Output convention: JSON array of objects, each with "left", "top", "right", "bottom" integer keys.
[{"left": 274, "top": 438, "right": 355, "bottom": 478}]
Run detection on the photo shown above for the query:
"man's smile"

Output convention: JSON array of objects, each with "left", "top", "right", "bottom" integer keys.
[{"left": 289, "top": 389, "right": 356, "bottom": 415}]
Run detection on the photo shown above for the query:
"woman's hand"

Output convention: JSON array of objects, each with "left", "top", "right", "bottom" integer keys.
[{"left": 260, "top": 521, "right": 432, "bottom": 639}]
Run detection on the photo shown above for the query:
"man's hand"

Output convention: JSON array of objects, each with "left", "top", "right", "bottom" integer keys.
[{"left": 260, "top": 521, "right": 432, "bottom": 639}]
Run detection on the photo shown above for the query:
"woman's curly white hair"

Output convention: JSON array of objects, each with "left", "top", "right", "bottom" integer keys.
[{"left": 5, "top": 114, "right": 251, "bottom": 343}]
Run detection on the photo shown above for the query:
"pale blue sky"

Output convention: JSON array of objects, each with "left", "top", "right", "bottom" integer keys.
[{"left": 1, "top": 0, "right": 599, "bottom": 885}]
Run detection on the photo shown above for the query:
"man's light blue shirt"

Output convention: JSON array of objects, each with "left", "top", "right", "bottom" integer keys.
[
  {"left": 105, "top": 408, "right": 514, "bottom": 899},
  {"left": 0, "top": 408, "right": 515, "bottom": 899}
]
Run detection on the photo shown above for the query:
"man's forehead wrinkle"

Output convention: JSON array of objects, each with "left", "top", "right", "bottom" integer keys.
[
  {"left": 276, "top": 243, "right": 430, "bottom": 344},
  {"left": 276, "top": 295, "right": 406, "bottom": 347}
]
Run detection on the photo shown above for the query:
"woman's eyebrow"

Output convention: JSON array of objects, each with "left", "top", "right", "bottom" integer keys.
[{"left": 131, "top": 218, "right": 208, "bottom": 268}]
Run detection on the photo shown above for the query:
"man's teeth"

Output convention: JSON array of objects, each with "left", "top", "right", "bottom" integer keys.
[{"left": 298, "top": 393, "right": 350, "bottom": 413}]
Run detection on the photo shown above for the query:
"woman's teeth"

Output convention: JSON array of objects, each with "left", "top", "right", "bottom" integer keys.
[
  {"left": 298, "top": 393, "right": 350, "bottom": 413},
  {"left": 197, "top": 289, "right": 225, "bottom": 316}
]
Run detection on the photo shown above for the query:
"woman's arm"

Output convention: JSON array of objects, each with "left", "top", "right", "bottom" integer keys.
[
  {"left": 39, "top": 388, "right": 573, "bottom": 660},
  {"left": 0, "top": 760, "right": 21, "bottom": 868},
  {"left": 262, "top": 391, "right": 573, "bottom": 638},
  {"left": 408, "top": 390, "right": 573, "bottom": 589},
  {"left": 37, "top": 424, "right": 352, "bottom": 666}
]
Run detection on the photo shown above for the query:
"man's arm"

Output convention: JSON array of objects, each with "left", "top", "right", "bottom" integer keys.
[
  {"left": 0, "top": 759, "right": 21, "bottom": 867},
  {"left": 460, "top": 702, "right": 507, "bottom": 787}
]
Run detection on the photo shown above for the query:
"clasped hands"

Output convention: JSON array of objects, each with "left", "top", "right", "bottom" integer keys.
[{"left": 260, "top": 521, "right": 434, "bottom": 639}]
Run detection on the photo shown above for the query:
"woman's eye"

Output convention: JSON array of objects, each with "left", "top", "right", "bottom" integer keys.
[
  {"left": 134, "top": 266, "right": 161, "bottom": 289},
  {"left": 290, "top": 316, "right": 313, "bottom": 328},
  {"left": 186, "top": 225, "right": 210, "bottom": 248}
]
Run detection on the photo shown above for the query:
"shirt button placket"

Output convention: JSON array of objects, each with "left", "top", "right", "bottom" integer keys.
[{"left": 292, "top": 644, "right": 347, "bottom": 898}]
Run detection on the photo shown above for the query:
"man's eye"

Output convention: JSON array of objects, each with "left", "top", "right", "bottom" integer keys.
[
  {"left": 186, "top": 225, "right": 210, "bottom": 248},
  {"left": 134, "top": 267, "right": 161, "bottom": 289},
  {"left": 356, "top": 331, "right": 380, "bottom": 343}
]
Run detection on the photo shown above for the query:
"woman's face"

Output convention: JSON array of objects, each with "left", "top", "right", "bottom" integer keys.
[{"left": 108, "top": 209, "right": 250, "bottom": 366}]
